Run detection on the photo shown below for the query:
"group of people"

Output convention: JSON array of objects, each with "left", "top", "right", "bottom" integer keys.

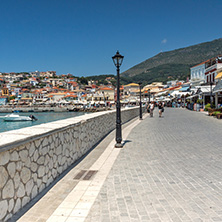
[{"left": 147, "top": 101, "right": 165, "bottom": 117}]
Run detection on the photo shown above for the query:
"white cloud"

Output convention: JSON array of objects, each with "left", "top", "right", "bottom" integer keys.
[{"left": 161, "top": 39, "right": 167, "bottom": 44}]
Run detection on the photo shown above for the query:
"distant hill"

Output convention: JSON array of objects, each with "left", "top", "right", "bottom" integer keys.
[{"left": 121, "top": 38, "right": 222, "bottom": 84}]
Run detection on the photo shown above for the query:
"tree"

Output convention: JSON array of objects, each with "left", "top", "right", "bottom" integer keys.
[
  {"left": 79, "top": 77, "right": 88, "bottom": 85},
  {"left": 9, "top": 95, "right": 16, "bottom": 101},
  {"left": 110, "top": 79, "right": 117, "bottom": 86}
]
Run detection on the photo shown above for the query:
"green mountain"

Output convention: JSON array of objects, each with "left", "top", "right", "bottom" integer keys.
[{"left": 121, "top": 38, "right": 222, "bottom": 84}]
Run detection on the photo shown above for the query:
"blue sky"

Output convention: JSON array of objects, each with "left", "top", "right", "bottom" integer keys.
[{"left": 0, "top": 0, "right": 222, "bottom": 76}]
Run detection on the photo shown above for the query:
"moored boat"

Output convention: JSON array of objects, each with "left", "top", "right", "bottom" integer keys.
[{"left": 3, "top": 114, "right": 38, "bottom": 122}]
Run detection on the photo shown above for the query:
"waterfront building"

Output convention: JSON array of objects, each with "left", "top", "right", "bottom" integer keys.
[
  {"left": 32, "top": 89, "right": 48, "bottom": 104},
  {"left": 213, "top": 68, "right": 222, "bottom": 107},
  {"left": 205, "top": 55, "right": 222, "bottom": 83},
  {"left": 97, "top": 86, "right": 115, "bottom": 102},
  {"left": 190, "top": 61, "right": 206, "bottom": 85},
  {"left": 63, "top": 94, "right": 78, "bottom": 102},
  {"left": 142, "top": 82, "right": 164, "bottom": 100},
  {"left": 47, "top": 92, "right": 67, "bottom": 102},
  {"left": 187, "top": 85, "right": 213, "bottom": 108},
  {"left": 19, "top": 97, "right": 33, "bottom": 105},
  {"left": 123, "top": 83, "right": 139, "bottom": 97}
]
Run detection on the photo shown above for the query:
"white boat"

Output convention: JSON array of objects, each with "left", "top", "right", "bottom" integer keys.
[{"left": 3, "top": 114, "right": 37, "bottom": 122}]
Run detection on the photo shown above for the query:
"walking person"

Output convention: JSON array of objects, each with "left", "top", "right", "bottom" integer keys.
[
  {"left": 146, "top": 102, "right": 150, "bottom": 114},
  {"left": 158, "top": 101, "right": 164, "bottom": 117},
  {"left": 149, "top": 101, "right": 155, "bottom": 117}
]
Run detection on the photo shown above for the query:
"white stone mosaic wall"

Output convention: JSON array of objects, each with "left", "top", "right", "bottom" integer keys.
[{"left": 0, "top": 107, "right": 141, "bottom": 221}]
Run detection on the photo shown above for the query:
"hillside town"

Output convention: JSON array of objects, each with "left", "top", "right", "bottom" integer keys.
[{"left": 0, "top": 55, "right": 222, "bottom": 112}]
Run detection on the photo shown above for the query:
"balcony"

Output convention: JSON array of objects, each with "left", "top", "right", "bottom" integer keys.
[{"left": 205, "top": 64, "right": 217, "bottom": 73}]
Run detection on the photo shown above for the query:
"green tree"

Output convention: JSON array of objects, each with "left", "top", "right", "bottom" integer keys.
[
  {"left": 79, "top": 77, "right": 88, "bottom": 85},
  {"left": 9, "top": 95, "right": 16, "bottom": 101}
]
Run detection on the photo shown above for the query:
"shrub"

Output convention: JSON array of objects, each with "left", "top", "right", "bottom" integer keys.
[
  {"left": 213, "top": 111, "right": 221, "bottom": 116},
  {"left": 197, "top": 99, "right": 203, "bottom": 104},
  {"left": 205, "top": 103, "right": 211, "bottom": 111}
]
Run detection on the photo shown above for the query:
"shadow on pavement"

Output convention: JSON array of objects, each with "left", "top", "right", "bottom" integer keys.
[{"left": 122, "top": 140, "right": 132, "bottom": 146}]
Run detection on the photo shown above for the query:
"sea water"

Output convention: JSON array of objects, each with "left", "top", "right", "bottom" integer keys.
[{"left": 0, "top": 112, "right": 86, "bottom": 133}]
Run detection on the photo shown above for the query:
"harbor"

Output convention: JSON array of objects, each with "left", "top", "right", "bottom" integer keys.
[
  {"left": 0, "top": 111, "right": 86, "bottom": 133},
  {"left": 0, "top": 104, "right": 113, "bottom": 113}
]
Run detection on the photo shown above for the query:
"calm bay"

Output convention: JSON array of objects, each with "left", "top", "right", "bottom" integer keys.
[{"left": 0, "top": 112, "right": 86, "bottom": 133}]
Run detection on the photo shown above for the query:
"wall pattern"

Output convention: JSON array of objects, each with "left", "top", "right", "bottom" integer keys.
[{"left": 0, "top": 107, "right": 141, "bottom": 221}]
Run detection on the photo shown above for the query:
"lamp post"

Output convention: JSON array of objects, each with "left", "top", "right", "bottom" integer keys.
[
  {"left": 210, "top": 82, "right": 213, "bottom": 108},
  {"left": 139, "top": 82, "right": 142, "bottom": 120},
  {"left": 148, "top": 89, "right": 151, "bottom": 103},
  {"left": 112, "top": 51, "right": 124, "bottom": 148}
]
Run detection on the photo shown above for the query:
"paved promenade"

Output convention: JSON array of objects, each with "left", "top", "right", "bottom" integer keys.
[{"left": 13, "top": 108, "right": 222, "bottom": 222}]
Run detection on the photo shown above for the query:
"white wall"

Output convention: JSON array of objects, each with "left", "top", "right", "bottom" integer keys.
[
  {"left": 0, "top": 107, "right": 142, "bottom": 221},
  {"left": 190, "top": 64, "right": 205, "bottom": 82}
]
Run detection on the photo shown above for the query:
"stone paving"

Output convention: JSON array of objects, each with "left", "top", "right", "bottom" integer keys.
[
  {"left": 85, "top": 108, "right": 222, "bottom": 222},
  {"left": 12, "top": 108, "right": 222, "bottom": 221}
]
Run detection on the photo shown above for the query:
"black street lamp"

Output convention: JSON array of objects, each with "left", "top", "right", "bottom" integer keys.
[
  {"left": 148, "top": 89, "right": 151, "bottom": 103},
  {"left": 210, "top": 82, "right": 213, "bottom": 108},
  {"left": 139, "top": 82, "right": 142, "bottom": 120},
  {"left": 112, "top": 51, "right": 124, "bottom": 148}
]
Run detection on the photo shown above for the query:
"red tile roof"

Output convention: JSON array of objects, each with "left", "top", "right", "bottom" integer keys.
[
  {"left": 99, "top": 87, "right": 114, "bottom": 91},
  {"left": 64, "top": 95, "right": 77, "bottom": 98},
  {"left": 191, "top": 60, "right": 208, "bottom": 68}
]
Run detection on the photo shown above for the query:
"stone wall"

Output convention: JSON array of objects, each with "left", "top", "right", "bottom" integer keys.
[{"left": 0, "top": 107, "right": 141, "bottom": 221}]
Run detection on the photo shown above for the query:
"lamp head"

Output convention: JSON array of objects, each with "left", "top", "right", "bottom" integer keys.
[{"left": 112, "top": 51, "right": 124, "bottom": 67}]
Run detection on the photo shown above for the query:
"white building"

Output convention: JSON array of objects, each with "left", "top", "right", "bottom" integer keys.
[
  {"left": 205, "top": 56, "right": 222, "bottom": 83},
  {"left": 30, "top": 71, "right": 40, "bottom": 77},
  {"left": 190, "top": 61, "right": 206, "bottom": 84}
]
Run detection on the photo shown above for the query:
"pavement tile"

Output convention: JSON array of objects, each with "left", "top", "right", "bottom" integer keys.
[
  {"left": 85, "top": 109, "right": 222, "bottom": 221},
  {"left": 13, "top": 109, "right": 222, "bottom": 222},
  {"left": 46, "top": 215, "right": 67, "bottom": 222}
]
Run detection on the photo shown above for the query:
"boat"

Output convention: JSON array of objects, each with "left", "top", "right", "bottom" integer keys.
[{"left": 3, "top": 114, "right": 38, "bottom": 122}]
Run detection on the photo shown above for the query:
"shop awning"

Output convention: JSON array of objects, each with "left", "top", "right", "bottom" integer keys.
[
  {"left": 186, "top": 94, "right": 199, "bottom": 99},
  {"left": 179, "top": 86, "right": 190, "bottom": 92},
  {"left": 213, "top": 80, "right": 222, "bottom": 93},
  {"left": 215, "top": 72, "right": 222, "bottom": 80}
]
